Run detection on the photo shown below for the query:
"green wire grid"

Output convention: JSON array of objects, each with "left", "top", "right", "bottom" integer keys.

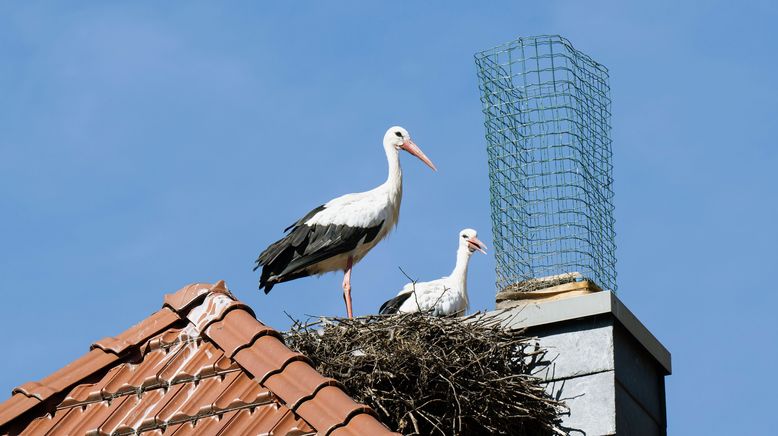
[{"left": 475, "top": 35, "right": 617, "bottom": 293}]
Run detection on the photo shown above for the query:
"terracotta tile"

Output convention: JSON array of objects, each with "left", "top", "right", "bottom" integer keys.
[
  {"left": 269, "top": 408, "right": 317, "bottom": 435},
  {"left": 145, "top": 327, "right": 189, "bottom": 352},
  {"left": 0, "top": 341, "right": 140, "bottom": 424},
  {"left": 206, "top": 280, "right": 235, "bottom": 302},
  {"left": 17, "top": 410, "right": 71, "bottom": 436},
  {"left": 163, "top": 283, "right": 215, "bottom": 313},
  {"left": 102, "top": 356, "right": 168, "bottom": 397},
  {"left": 136, "top": 372, "right": 238, "bottom": 429},
  {"left": 8, "top": 349, "right": 118, "bottom": 413},
  {"left": 186, "top": 293, "right": 247, "bottom": 333},
  {"left": 197, "top": 355, "right": 239, "bottom": 379},
  {"left": 174, "top": 341, "right": 223, "bottom": 383},
  {"left": 60, "top": 361, "right": 135, "bottom": 409},
  {"left": 153, "top": 375, "right": 241, "bottom": 426},
  {"left": 97, "top": 389, "right": 164, "bottom": 435},
  {"left": 232, "top": 336, "right": 304, "bottom": 383},
  {"left": 167, "top": 408, "right": 239, "bottom": 436},
  {"left": 171, "top": 376, "right": 224, "bottom": 419},
  {"left": 331, "top": 413, "right": 398, "bottom": 436},
  {"left": 263, "top": 360, "right": 336, "bottom": 410},
  {"left": 204, "top": 309, "right": 279, "bottom": 359},
  {"left": 93, "top": 307, "right": 181, "bottom": 355},
  {"left": 60, "top": 382, "right": 99, "bottom": 408},
  {"left": 39, "top": 349, "right": 118, "bottom": 392},
  {"left": 295, "top": 386, "right": 370, "bottom": 435},
  {"left": 51, "top": 396, "right": 130, "bottom": 435},
  {"left": 212, "top": 372, "right": 272, "bottom": 412},
  {"left": 176, "top": 412, "right": 234, "bottom": 436},
  {"left": 156, "top": 341, "right": 203, "bottom": 386},
  {"left": 197, "top": 370, "right": 239, "bottom": 411},
  {"left": 0, "top": 394, "right": 41, "bottom": 428},
  {"left": 154, "top": 383, "right": 200, "bottom": 424},
  {"left": 91, "top": 336, "right": 133, "bottom": 355},
  {"left": 140, "top": 383, "right": 187, "bottom": 429},
  {"left": 138, "top": 349, "right": 184, "bottom": 389},
  {"left": 101, "top": 363, "right": 140, "bottom": 397},
  {"left": 214, "top": 405, "right": 286, "bottom": 435},
  {"left": 13, "top": 381, "right": 57, "bottom": 401}
]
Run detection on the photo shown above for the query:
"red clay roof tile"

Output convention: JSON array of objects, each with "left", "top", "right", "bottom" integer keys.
[
  {"left": 263, "top": 359, "right": 339, "bottom": 410},
  {"left": 91, "top": 307, "right": 180, "bottom": 355},
  {"left": 162, "top": 282, "right": 214, "bottom": 313},
  {"left": 12, "top": 382, "right": 57, "bottom": 401},
  {"left": 334, "top": 412, "right": 402, "bottom": 436},
  {"left": 166, "top": 407, "right": 263, "bottom": 436},
  {"left": 204, "top": 308, "right": 280, "bottom": 359},
  {"left": 296, "top": 385, "right": 375, "bottom": 435},
  {"left": 232, "top": 334, "right": 307, "bottom": 383},
  {"left": 0, "top": 281, "right": 397, "bottom": 435},
  {"left": 270, "top": 407, "right": 317, "bottom": 435},
  {"left": 0, "top": 396, "right": 41, "bottom": 430},
  {"left": 186, "top": 292, "right": 250, "bottom": 333},
  {"left": 18, "top": 412, "right": 62, "bottom": 436}
]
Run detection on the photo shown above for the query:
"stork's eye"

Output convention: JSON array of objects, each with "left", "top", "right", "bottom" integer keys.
[
  {"left": 462, "top": 235, "right": 468, "bottom": 239},
  {"left": 394, "top": 131, "right": 403, "bottom": 137}
]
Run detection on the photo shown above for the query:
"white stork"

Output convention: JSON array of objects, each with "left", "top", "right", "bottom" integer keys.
[
  {"left": 379, "top": 228, "right": 486, "bottom": 317},
  {"left": 255, "top": 126, "right": 436, "bottom": 318}
]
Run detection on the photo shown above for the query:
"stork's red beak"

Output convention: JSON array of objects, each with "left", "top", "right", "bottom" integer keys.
[
  {"left": 402, "top": 140, "right": 437, "bottom": 171},
  {"left": 467, "top": 236, "right": 487, "bottom": 254}
]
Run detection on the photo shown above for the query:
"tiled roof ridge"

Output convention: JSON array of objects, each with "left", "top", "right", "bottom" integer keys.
[{"left": 0, "top": 281, "right": 397, "bottom": 435}]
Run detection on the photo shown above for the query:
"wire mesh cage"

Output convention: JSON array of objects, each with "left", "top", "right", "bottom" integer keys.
[{"left": 474, "top": 35, "right": 617, "bottom": 294}]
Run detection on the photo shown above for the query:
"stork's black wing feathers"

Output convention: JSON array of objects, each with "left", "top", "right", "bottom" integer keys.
[
  {"left": 379, "top": 291, "right": 414, "bottom": 315},
  {"left": 284, "top": 204, "right": 325, "bottom": 233},
  {"left": 255, "top": 205, "right": 384, "bottom": 293},
  {"left": 255, "top": 205, "right": 325, "bottom": 269}
]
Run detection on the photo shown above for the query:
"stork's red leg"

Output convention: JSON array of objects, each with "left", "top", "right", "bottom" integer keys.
[{"left": 342, "top": 256, "right": 354, "bottom": 319}]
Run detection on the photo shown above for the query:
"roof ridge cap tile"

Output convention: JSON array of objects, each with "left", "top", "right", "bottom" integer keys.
[
  {"left": 331, "top": 412, "right": 402, "bottom": 436},
  {"left": 294, "top": 385, "right": 391, "bottom": 436},
  {"left": 204, "top": 309, "right": 282, "bottom": 360},
  {"left": 183, "top": 290, "right": 255, "bottom": 335},
  {"left": 163, "top": 280, "right": 232, "bottom": 314},
  {"left": 326, "top": 409, "right": 382, "bottom": 436},
  {"left": 11, "top": 382, "right": 57, "bottom": 401}
]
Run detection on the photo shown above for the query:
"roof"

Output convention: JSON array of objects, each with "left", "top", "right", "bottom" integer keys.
[{"left": 0, "top": 281, "right": 397, "bottom": 435}]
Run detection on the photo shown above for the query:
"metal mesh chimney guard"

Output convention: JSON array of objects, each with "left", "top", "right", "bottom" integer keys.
[{"left": 475, "top": 35, "right": 617, "bottom": 295}]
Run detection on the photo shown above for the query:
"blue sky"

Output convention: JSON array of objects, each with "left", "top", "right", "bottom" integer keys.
[{"left": 1, "top": 1, "right": 776, "bottom": 434}]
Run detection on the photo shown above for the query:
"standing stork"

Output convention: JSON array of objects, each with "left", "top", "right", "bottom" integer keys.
[
  {"left": 379, "top": 228, "right": 487, "bottom": 317},
  {"left": 254, "top": 126, "right": 436, "bottom": 318}
]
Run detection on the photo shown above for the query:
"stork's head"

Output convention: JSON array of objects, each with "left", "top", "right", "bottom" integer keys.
[
  {"left": 459, "top": 228, "right": 487, "bottom": 254},
  {"left": 384, "top": 126, "right": 437, "bottom": 171}
]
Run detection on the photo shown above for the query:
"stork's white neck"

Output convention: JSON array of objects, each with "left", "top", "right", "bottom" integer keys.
[
  {"left": 451, "top": 246, "right": 473, "bottom": 280},
  {"left": 449, "top": 246, "right": 472, "bottom": 308},
  {"left": 382, "top": 141, "right": 403, "bottom": 202}
]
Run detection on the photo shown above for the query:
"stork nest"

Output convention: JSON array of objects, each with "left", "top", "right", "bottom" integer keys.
[{"left": 284, "top": 312, "right": 567, "bottom": 435}]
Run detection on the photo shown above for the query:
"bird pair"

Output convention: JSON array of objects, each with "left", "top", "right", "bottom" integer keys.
[{"left": 254, "top": 126, "right": 484, "bottom": 318}]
